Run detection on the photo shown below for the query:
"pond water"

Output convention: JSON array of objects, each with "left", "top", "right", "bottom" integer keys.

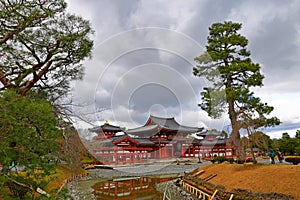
[{"left": 92, "top": 175, "right": 175, "bottom": 200}]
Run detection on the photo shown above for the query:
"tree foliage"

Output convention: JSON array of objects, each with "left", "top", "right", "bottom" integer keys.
[
  {"left": 276, "top": 132, "right": 300, "bottom": 155},
  {"left": 296, "top": 130, "right": 300, "bottom": 139},
  {"left": 249, "top": 131, "right": 272, "bottom": 152},
  {"left": 194, "top": 21, "right": 280, "bottom": 159},
  {"left": 0, "top": 90, "right": 62, "bottom": 198},
  {"left": 0, "top": 0, "right": 94, "bottom": 198},
  {"left": 241, "top": 131, "right": 271, "bottom": 151},
  {"left": 0, "top": 0, "right": 93, "bottom": 97}
]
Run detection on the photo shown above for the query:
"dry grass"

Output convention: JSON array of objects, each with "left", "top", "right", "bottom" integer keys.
[
  {"left": 0, "top": 165, "right": 88, "bottom": 199},
  {"left": 46, "top": 164, "right": 88, "bottom": 193},
  {"left": 197, "top": 163, "right": 300, "bottom": 199}
]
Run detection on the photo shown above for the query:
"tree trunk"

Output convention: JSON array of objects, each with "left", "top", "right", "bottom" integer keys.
[
  {"left": 247, "top": 128, "right": 257, "bottom": 164},
  {"left": 228, "top": 97, "right": 244, "bottom": 162},
  {"left": 230, "top": 122, "right": 244, "bottom": 162}
]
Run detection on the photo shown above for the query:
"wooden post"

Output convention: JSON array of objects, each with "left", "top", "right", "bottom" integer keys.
[
  {"left": 210, "top": 189, "right": 218, "bottom": 200},
  {"left": 108, "top": 181, "right": 111, "bottom": 194}
]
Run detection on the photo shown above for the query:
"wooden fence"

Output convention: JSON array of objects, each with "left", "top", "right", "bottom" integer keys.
[{"left": 180, "top": 180, "right": 234, "bottom": 200}]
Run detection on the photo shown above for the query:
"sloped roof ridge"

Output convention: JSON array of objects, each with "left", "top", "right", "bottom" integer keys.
[
  {"left": 150, "top": 114, "right": 175, "bottom": 120},
  {"left": 127, "top": 124, "right": 159, "bottom": 133},
  {"left": 149, "top": 115, "right": 181, "bottom": 126},
  {"left": 102, "top": 123, "right": 124, "bottom": 129}
]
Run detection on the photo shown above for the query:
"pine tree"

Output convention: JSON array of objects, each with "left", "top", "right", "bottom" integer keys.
[
  {"left": 194, "top": 21, "right": 280, "bottom": 160},
  {"left": 0, "top": 0, "right": 93, "bottom": 97}
]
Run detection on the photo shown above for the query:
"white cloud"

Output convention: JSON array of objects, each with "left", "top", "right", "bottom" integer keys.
[{"left": 266, "top": 128, "right": 298, "bottom": 139}]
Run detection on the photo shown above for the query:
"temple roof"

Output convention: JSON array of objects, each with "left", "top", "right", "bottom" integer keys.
[
  {"left": 134, "top": 138, "right": 155, "bottom": 145},
  {"left": 145, "top": 115, "right": 181, "bottom": 128},
  {"left": 152, "top": 115, "right": 203, "bottom": 132},
  {"left": 89, "top": 122, "right": 125, "bottom": 133},
  {"left": 126, "top": 124, "right": 159, "bottom": 136},
  {"left": 196, "top": 130, "right": 221, "bottom": 137},
  {"left": 127, "top": 115, "right": 204, "bottom": 137}
]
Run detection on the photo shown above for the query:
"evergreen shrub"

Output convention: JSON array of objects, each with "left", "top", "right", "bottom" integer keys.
[
  {"left": 214, "top": 156, "right": 227, "bottom": 163},
  {"left": 284, "top": 156, "right": 300, "bottom": 165}
]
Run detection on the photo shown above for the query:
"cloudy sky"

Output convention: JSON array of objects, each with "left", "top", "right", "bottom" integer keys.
[{"left": 67, "top": 0, "right": 300, "bottom": 138}]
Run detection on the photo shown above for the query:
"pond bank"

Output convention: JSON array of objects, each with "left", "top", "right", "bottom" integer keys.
[{"left": 67, "top": 160, "right": 209, "bottom": 199}]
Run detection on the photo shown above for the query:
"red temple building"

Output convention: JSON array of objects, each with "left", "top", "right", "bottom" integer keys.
[
  {"left": 90, "top": 115, "right": 234, "bottom": 165},
  {"left": 89, "top": 120, "right": 125, "bottom": 139}
]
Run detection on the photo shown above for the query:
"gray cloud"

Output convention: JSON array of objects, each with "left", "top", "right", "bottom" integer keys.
[{"left": 68, "top": 0, "right": 300, "bottom": 136}]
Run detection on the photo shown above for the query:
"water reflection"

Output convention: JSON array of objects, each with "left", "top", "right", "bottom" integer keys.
[{"left": 93, "top": 175, "right": 175, "bottom": 200}]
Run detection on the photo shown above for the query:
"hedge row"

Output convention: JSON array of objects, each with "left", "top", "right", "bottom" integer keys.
[
  {"left": 210, "top": 156, "right": 255, "bottom": 164},
  {"left": 284, "top": 156, "right": 300, "bottom": 165}
]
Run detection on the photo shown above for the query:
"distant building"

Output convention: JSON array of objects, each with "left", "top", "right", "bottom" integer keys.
[
  {"left": 90, "top": 115, "right": 234, "bottom": 165},
  {"left": 245, "top": 148, "right": 262, "bottom": 157}
]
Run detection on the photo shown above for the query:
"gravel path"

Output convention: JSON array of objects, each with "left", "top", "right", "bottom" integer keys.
[{"left": 88, "top": 160, "right": 210, "bottom": 178}]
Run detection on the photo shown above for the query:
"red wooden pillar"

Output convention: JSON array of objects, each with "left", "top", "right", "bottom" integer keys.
[
  {"left": 122, "top": 152, "right": 124, "bottom": 164},
  {"left": 159, "top": 146, "right": 162, "bottom": 158},
  {"left": 127, "top": 153, "right": 129, "bottom": 165},
  {"left": 139, "top": 151, "right": 141, "bottom": 163},
  {"left": 130, "top": 152, "right": 133, "bottom": 165},
  {"left": 114, "top": 149, "right": 118, "bottom": 165},
  {"left": 93, "top": 156, "right": 97, "bottom": 165},
  {"left": 181, "top": 144, "right": 185, "bottom": 157},
  {"left": 134, "top": 151, "right": 137, "bottom": 164},
  {"left": 146, "top": 152, "right": 149, "bottom": 163},
  {"left": 102, "top": 154, "right": 105, "bottom": 165},
  {"left": 113, "top": 148, "right": 118, "bottom": 165},
  {"left": 108, "top": 154, "right": 110, "bottom": 165},
  {"left": 123, "top": 153, "right": 126, "bottom": 164}
]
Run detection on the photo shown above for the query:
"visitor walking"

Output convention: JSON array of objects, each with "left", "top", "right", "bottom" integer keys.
[
  {"left": 277, "top": 151, "right": 283, "bottom": 163},
  {"left": 269, "top": 150, "right": 276, "bottom": 164}
]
